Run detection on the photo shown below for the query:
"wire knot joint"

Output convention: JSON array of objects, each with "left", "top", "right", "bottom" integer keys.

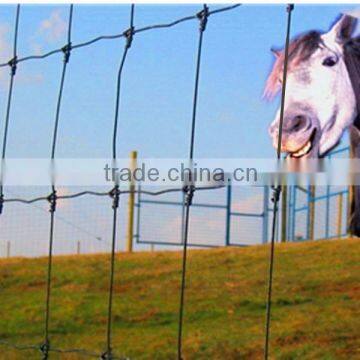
[
  {"left": 62, "top": 43, "right": 72, "bottom": 63},
  {"left": 47, "top": 190, "right": 57, "bottom": 213},
  {"left": 183, "top": 184, "right": 195, "bottom": 207},
  {"left": 0, "top": 193, "right": 4, "bottom": 215},
  {"left": 8, "top": 56, "right": 17, "bottom": 76},
  {"left": 271, "top": 185, "right": 281, "bottom": 203},
  {"left": 123, "top": 26, "right": 134, "bottom": 49},
  {"left": 197, "top": 5, "right": 209, "bottom": 32},
  {"left": 110, "top": 185, "right": 120, "bottom": 209},
  {"left": 287, "top": 4, "right": 294, "bottom": 12},
  {"left": 100, "top": 350, "right": 112, "bottom": 360},
  {"left": 40, "top": 341, "right": 50, "bottom": 359}
]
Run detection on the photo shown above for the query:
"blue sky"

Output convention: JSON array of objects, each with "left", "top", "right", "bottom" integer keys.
[
  {"left": 0, "top": 4, "right": 357, "bottom": 256},
  {"left": 0, "top": 4, "right": 358, "bottom": 160}
]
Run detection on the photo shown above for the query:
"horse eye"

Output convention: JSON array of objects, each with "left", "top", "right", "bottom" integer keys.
[{"left": 322, "top": 57, "right": 337, "bottom": 67}]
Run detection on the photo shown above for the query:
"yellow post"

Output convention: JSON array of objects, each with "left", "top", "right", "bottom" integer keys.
[
  {"left": 337, "top": 193, "right": 343, "bottom": 238},
  {"left": 126, "top": 151, "right": 137, "bottom": 252}
]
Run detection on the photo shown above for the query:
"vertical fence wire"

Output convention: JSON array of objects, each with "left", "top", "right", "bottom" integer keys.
[
  {"left": 177, "top": 5, "right": 208, "bottom": 360},
  {"left": 0, "top": 4, "right": 20, "bottom": 211},
  {"left": 0, "top": 3, "right": 351, "bottom": 359},
  {"left": 41, "top": 5, "right": 73, "bottom": 359},
  {"left": 0, "top": 5, "right": 243, "bottom": 358},
  {"left": 264, "top": 4, "right": 294, "bottom": 360},
  {"left": 103, "top": 5, "right": 135, "bottom": 359}
]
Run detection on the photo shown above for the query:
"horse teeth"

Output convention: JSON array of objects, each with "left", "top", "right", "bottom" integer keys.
[{"left": 292, "top": 141, "right": 311, "bottom": 157}]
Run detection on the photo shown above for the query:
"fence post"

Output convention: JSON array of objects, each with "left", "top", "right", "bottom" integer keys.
[
  {"left": 288, "top": 185, "right": 296, "bottom": 241},
  {"left": 126, "top": 150, "right": 137, "bottom": 253},
  {"left": 291, "top": 186, "right": 296, "bottom": 241},
  {"left": 325, "top": 185, "right": 330, "bottom": 239},
  {"left": 347, "top": 186, "right": 351, "bottom": 236},
  {"left": 6, "top": 241, "right": 10, "bottom": 258},
  {"left": 77, "top": 241, "right": 80, "bottom": 255},
  {"left": 135, "top": 183, "right": 141, "bottom": 245},
  {"left": 281, "top": 185, "right": 287, "bottom": 243},
  {"left": 225, "top": 182, "right": 232, "bottom": 246},
  {"left": 337, "top": 193, "right": 343, "bottom": 238},
  {"left": 307, "top": 185, "right": 315, "bottom": 240}
]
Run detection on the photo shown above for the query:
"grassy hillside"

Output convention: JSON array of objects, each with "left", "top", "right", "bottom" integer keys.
[{"left": 0, "top": 239, "right": 359, "bottom": 359}]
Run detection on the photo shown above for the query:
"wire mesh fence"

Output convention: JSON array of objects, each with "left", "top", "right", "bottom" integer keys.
[
  {"left": 0, "top": 3, "right": 354, "bottom": 359},
  {"left": 0, "top": 148, "right": 352, "bottom": 259},
  {"left": 0, "top": 186, "right": 127, "bottom": 257},
  {"left": 0, "top": 3, "right": 243, "bottom": 358},
  {"left": 288, "top": 147, "right": 350, "bottom": 242},
  {"left": 136, "top": 184, "right": 269, "bottom": 249}
]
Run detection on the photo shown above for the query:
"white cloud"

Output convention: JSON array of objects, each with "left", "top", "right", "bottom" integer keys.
[
  {"left": 17, "top": 72, "right": 44, "bottom": 85},
  {"left": 39, "top": 10, "right": 67, "bottom": 43},
  {"left": 56, "top": 187, "right": 72, "bottom": 209},
  {"left": 0, "top": 23, "right": 11, "bottom": 61},
  {"left": 232, "top": 192, "right": 264, "bottom": 214},
  {"left": 0, "top": 21, "right": 45, "bottom": 88},
  {"left": 30, "top": 41, "right": 43, "bottom": 56},
  {"left": 155, "top": 209, "right": 225, "bottom": 247},
  {"left": 0, "top": 24, "right": 11, "bottom": 87}
]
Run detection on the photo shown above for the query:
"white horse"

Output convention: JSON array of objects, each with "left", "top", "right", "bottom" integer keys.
[{"left": 265, "top": 14, "right": 360, "bottom": 235}]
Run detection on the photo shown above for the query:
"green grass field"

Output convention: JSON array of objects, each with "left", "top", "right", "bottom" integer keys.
[{"left": 0, "top": 239, "right": 359, "bottom": 359}]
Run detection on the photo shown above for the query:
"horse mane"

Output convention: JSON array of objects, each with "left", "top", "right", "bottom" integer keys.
[
  {"left": 344, "top": 36, "right": 360, "bottom": 117},
  {"left": 344, "top": 36, "right": 360, "bottom": 236},
  {"left": 264, "top": 31, "right": 322, "bottom": 99}
]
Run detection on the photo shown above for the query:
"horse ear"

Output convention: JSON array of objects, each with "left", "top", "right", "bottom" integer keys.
[
  {"left": 271, "top": 48, "right": 281, "bottom": 58},
  {"left": 330, "top": 14, "right": 357, "bottom": 43}
]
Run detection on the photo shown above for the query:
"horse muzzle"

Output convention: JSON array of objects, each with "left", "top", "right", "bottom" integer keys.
[{"left": 269, "top": 106, "right": 321, "bottom": 158}]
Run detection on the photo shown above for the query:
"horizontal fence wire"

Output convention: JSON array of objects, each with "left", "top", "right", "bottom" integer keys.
[
  {"left": 0, "top": 339, "right": 126, "bottom": 359},
  {"left": 0, "top": 2, "right": 239, "bottom": 211},
  {"left": 0, "top": 4, "right": 240, "bottom": 69},
  {"left": 135, "top": 184, "right": 268, "bottom": 248},
  {"left": 3, "top": 185, "right": 225, "bottom": 204},
  {"left": 0, "top": 3, "right": 241, "bottom": 359}
]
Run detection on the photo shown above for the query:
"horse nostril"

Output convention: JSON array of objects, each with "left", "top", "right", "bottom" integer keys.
[{"left": 292, "top": 115, "right": 309, "bottom": 132}]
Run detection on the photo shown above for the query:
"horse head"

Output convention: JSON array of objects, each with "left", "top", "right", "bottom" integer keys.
[
  {"left": 265, "top": 14, "right": 360, "bottom": 236},
  {"left": 265, "top": 15, "right": 358, "bottom": 158}
]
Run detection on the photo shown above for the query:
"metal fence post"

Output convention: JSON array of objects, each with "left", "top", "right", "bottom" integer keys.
[
  {"left": 281, "top": 185, "right": 287, "bottom": 243},
  {"left": 347, "top": 186, "right": 351, "bottom": 236},
  {"left": 287, "top": 185, "right": 293, "bottom": 240},
  {"left": 291, "top": 186, "right": 296, "bottom": 241},
  {"left": 225, "top": 181, "right": 232, "bottom": 246},
  {"left": 325, "top": 185, "right": 330, "bottom": 239},
  {"left": 134, "top": 183, "right": 141, "bottom": 245},
  {"left": 262, "top": 186, "right": 269, "bottom": 244}
]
